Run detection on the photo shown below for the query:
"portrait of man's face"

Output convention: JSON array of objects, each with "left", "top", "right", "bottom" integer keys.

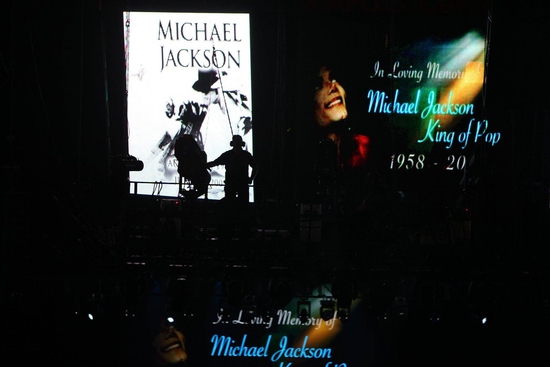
[
  {"left": 314, "top": 66, "right": 348, "bottom": 127},
  {"left": 152, "top": 324, "right": 188, "bottom": 364}
]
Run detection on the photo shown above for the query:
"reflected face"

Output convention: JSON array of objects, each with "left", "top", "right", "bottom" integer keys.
[
  {"left": 314, "top": 66, "right": 348, "bottom": 127},
  {"left": 152, "top": 325, "right": 187, "bottom": 364}
]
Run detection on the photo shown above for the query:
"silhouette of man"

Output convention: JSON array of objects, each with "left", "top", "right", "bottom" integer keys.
[
  {"left": 174, "top": 134, "right": 211, "bottom": 200},
  {"left": 206, "top": 135, "right": 258, "bottom": 239},
  {"left": 206, "top": 135, "right": 258, "bottom": 203}
]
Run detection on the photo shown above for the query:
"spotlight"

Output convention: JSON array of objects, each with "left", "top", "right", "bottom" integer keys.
[
  {"left": 112, "top": 154, "right": 144, "bottom": 171},
  {"left": 320, "top": 299, "right": 335, "bottom": 321},
  {"left": 85, "top": 304, "right": 102, "bottom": 321},
  {"left": 297, "top": 300, "right": 311, "bottom": 323},
  {"left": 82, "top": 295, "right": 103, "bottom": 322}
]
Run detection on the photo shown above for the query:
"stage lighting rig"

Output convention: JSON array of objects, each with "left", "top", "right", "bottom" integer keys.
[
  {"left": 320, "top": 299, "right": 335, "bottom": 321},
  {"left": 112, "top": 154, "right": 144, "bottom": 171}
]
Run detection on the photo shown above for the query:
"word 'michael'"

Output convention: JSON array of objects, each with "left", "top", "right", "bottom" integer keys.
[
  {"left": 158, "top": 20, "right": 244, "bottom": 71},
  {"left": 158, "top": 20, "right": 243, "bottom": 42}
]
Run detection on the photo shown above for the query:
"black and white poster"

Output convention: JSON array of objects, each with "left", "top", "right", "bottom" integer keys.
[{"left": 125, "top": 11, "right": 253, "bottom": 200}]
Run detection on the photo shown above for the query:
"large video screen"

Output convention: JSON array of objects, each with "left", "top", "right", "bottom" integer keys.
[
  {"left": 124, "top": 11, "right": 253, "bottom": 200},
  {"left": 290, "top": 4, "right": 495, "bottom": 222}
]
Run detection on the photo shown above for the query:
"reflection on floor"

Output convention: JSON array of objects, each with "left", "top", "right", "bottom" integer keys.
[{"left": 2, "top": 193, "right": 549, "bottom": 366}]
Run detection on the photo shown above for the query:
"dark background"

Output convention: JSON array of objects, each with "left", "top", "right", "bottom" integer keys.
[{"left": 1, "top": 0, "right": 549, "bottom": 366}]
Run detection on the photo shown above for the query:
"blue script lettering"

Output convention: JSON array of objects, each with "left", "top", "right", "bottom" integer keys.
[
  {"left": 421, "top": 90, "right": 474, "bottom": 119},
  {"left": 473, "top": 119, "right": 501, "bottom": 146},
  {"left": 457, "top": 119, "right": 502, "bottom": 149},
  {"left": 210, "top": 334, "right": 271, "bottom": 357},
  {"left": 271, "top": 336, "right": 332, "bottom": 362},
  {"left": 417, "top": 119, "right": 455, "bottom": 148},
  {"left": 367, "top": 89, "right": 420, "bottom": 114}
]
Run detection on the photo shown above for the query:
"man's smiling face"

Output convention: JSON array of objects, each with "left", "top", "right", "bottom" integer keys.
[
  {"left": 152, "top": 325, "right": 188, "bottom": 364},
  {"left": 314, "top": 66, "right": 348, "bottom": 127}
]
